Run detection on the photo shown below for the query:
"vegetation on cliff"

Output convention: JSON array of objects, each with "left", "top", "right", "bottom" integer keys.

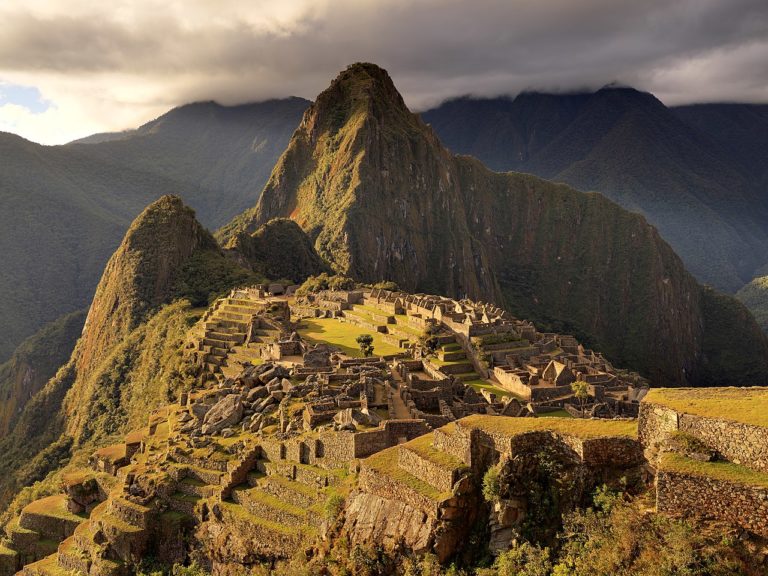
[
  {"left": 227, "top": 218, "right": 330, "bottom": 283},
  {"left": 0, "top": 196, "right": 252, "bottom": 510},
  {"left": 0, "top": 310, "right": 86, "bottom": 436},
  {"left": 736, "top": 275, "right": 768, "bottom": 333},
  {"left": 422, "top": 92, "right": 768, "bottom": 293}
]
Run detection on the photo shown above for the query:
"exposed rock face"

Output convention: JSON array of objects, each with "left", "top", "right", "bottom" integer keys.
[
  {"left": 220, "top": 62, "right": 768, "bottom": 386},
  {"left": 202, "top": 395, "right": 244, "bottom": 435}
]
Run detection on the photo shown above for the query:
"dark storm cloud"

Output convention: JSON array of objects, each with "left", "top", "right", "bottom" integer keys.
[{"left": 0, "top": 0, "right": 766, "bottom": 143}]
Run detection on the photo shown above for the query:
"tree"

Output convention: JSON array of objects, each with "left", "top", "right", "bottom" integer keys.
[
  {"left": 356, "top": 334, "right": 375, "bottom": 357},
  {"left": 571, "top": 380, "right": 589, "bottom": 416}
]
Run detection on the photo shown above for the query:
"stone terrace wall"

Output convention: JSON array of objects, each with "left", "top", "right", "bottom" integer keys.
[
  {"left": 358, "top": 461, "right": 440, "bottom": 517},
  {"left": 657, "top": 469, "right": 768, "bottom": 537},
  {"left": 580, "top": 436, "right": 645, "bottom": 467},
  {"left": 640, "top": 402, "right": 768, "bottom": 472},
  {"left": 433, "top": 426, "right": 473, "bottom": 465}
]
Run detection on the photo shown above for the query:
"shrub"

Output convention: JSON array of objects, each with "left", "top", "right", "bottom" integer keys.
[
  {"left": 479, "top": 542, "right": 552, "bottom": 576},
  {"left": 324, "top": 493, "right": 346, "bottom": 523},
  {"left": 482, "top": 464, "right": 502, "bottom": 503}
]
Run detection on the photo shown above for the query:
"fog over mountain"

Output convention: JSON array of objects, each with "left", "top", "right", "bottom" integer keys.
[{"left": 0, "top": 0, "right": 766, "bottom": 144}]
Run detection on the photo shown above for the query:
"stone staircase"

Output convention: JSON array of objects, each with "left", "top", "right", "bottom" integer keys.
[
  {"left": 427, "top": 340, "right": 480, "bottom": 382},
  {"left": 200, "top": 296, "right": 281, "bottom": 380}
]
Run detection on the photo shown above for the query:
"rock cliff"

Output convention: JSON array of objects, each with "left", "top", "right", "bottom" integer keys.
[{"left": 220, "top": 63, "right": 768, "bottom": 387}]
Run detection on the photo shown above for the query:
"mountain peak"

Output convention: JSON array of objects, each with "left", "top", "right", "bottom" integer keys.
[
  {"left": 309, "top": 62, "right": 410, "bottom": 134},
  {"left": 77, "top": 195, "right": 216, "bottom": 376}
]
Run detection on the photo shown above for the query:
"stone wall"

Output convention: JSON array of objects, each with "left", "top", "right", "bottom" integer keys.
[
  {"left": 657, "top": 469, "right": 768, "bottom": 537},
  {"left": 432, "top": 426, "right": 472, "bottom": 466},
  {"left": 397, "top": 445, "right": 462, "bottom": 492},
  {"left": 315, "top": 430, "right": 357, "bottom": 469},
  {"left": 639, "top": 402, "right": 768, "bottom": 472},
  {"left": 358, "top": 461, "right": 440, "bottom": 517}
]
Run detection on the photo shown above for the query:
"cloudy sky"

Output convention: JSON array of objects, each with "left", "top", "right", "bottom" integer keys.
[{"left": 0, "top": 0, "right": 766, "bottom": 145}]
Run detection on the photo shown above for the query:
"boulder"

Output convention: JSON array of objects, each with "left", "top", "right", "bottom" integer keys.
[
  {"left": 334, "top": 408, "right": 381, "bottom": 428},
  {"left": 202, "top": 394, "right": 244, "bottom": 435},
  {"left": 247, "top": 386, "right": 268, "bottom": 402},
  {"left": 177, "top": 412, "right": 193, "bottom": 424}
]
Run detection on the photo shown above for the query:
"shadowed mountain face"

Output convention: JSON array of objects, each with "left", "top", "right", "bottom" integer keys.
[
  {"left": 0, "top": 98, "right": 308, "bottom": 362},
  {"left": 222, "top": 62, "right": 768, "bottom": 387},
  {"left": 422, "top": 91, "right": 768, "bottom": 293}
]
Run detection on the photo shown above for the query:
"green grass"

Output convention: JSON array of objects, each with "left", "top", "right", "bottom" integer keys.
[
  {"left": 364, "top": 447, "right": 452, "bottom": 502},
  {"left": 465, "top": 379, "right": 518, "bottom": 399},
  {"left": 429, "top": 356, "right": 471, "bottom": 367},
  {"left": 235, "top": 487, "right": 308, "bottom": 518},
  {"left": 458, "top": 414, "right": 638, "bottom": 439},
  {"left": 219, "top": 501, "right": 296, "bottom": 535},
  {"left": 660, "top": 453, "right": 768, "bottom": 489},
  {"left": 297, "top": 318, "right": 401, "bottom": 357},
  {"left": 23, "top": 494, "right": 85, "bottom": 522},
  {"left": 644, "top": 387, "right": 768, "bottom": 428}
]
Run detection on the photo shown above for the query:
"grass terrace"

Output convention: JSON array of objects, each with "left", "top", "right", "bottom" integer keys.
[
  {"left": 364, "top": 447, "right": 452, "bottom": 502},
  {"left": 458, "top": 414, "right": 638, "bottom": 439},
  {"left": 297, "top": 318, "right": 401, "bottom": 357},
  {"left": 465, "top": 378, "right": 518, "bottom": 399},
  {"left": 23, "top": 494, "right": 85, "bottom": 522},
  {"left": 660, "top": 453, "right": 768, "bottom": 489},
  {"left": 538, "top": 409, "right": 574, "bottom": 418},
  {"left": 644, "top": 387, "right": 768, "bottom": 428},
  {"left": 403, "top": 434, "right": 468, "bottom": 472}
]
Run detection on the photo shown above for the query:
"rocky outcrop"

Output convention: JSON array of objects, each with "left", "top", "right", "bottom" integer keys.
[
  {"left": 220, "top": 62, "right": 768, "bottom": 387},
  {"left": 227, "top": 218, "right": 329, "bottom": 284}
]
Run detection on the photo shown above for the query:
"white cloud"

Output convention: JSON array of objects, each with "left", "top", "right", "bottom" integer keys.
[{"left": 0, "top": 0, "right": 765, "bottom": 144}]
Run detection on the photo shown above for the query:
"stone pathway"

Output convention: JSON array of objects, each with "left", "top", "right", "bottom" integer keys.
[{"left": 389, "top": 369, "right": 413, "bottom": 420}]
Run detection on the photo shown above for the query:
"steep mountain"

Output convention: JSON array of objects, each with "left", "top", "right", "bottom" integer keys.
[
  {"left": 422, "top": 91, "right": 768, "bottom": 292},
  {"left": 736, "top": 276, "right": 768, "bottom": 333},
  {"left": 0, "top": 195, "right": 326, "bottom": 508},
  {"left": 672, "top": 103, "right": 768, "bottom": 188},
  {"left": 0, "top": 196, "right": 224, "bottom": 504},
  {"left": 0, "top": 98, "right": 306, "bottom": 363},
  {"left": 222, "top": 62, "right": 768, "bottom": 388},
  {"left": 0, "top": 310, "right": 86, "bottom": 436}
]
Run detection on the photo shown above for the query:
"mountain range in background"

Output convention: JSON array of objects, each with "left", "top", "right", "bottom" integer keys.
[
  {"left": 0, "top": 98, "right": 308, "bottom": 362},
  {"left": 421, "top": 90, "right": 768, "bottom": 294}
]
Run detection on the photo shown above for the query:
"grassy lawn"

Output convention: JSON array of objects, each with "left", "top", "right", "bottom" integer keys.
[
  {"left": 465, "top": 378, "right": 519, "bottom": 399},
  {"left": 297, "top": 318, "right": 401, "bottom": 357},
  {"left": 645, "top": 387, "right": 768, "bottom": 428},
  {"left": 660, "top": 453, "right": 768, "bottom": 489},
  {"left": 539, "top": 409, "right": 574, "bottom": 418},
  {"left": 459, "top": 414, "right": 638, "bottom": 439}
]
